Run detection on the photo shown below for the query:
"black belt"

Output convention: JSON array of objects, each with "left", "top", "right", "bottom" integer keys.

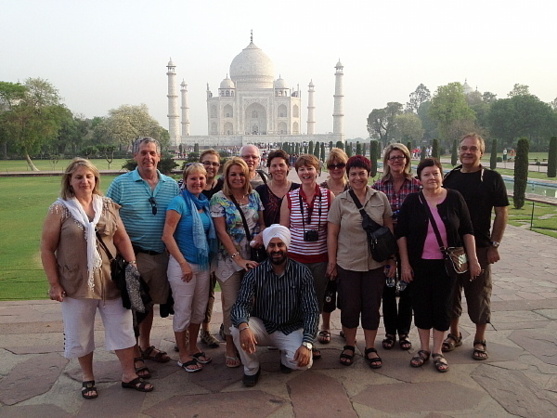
[{"left": 133, "top": 245, "right": 162, "bottom": 256}]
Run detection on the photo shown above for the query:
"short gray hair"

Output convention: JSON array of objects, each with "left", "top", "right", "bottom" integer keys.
[{"left": 133, "top": 137, "right": 161, "bottom": 155}]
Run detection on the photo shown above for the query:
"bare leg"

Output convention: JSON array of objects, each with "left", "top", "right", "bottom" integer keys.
[
  {"left": 432, "top": 329, "right": 445, "bottom": 355},
  {"left": 321, "top": 312, "right": 331, "bottom": 332},
  {"left": 449, "top": 317, "right": 460, "bottom": 337},
  {"left": 138, "top": 309, "right": 154, "bottom": 351},
  {"left": 363, "top": 328, "right": 378, "bottom": 350},
  {"left": 342, "top": 327, "right": 357, "bottom": 347},
  {"left": 417, "top": 327, "right": 431, "bottom": 352},
  {"left": 78, "top": 351, "right": 95, "bottom": 382}
]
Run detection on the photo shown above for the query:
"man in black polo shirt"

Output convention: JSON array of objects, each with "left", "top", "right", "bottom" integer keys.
[{"left": 443, "top": 133, "right": 509, "bottom": 360}]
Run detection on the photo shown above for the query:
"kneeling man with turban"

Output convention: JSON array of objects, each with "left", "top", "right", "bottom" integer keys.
[{"left": 231, "top": 224, "right": 319, "bottom": 387}]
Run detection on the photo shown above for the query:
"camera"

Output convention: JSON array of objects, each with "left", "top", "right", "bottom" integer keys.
[{"left": 304, "top": 230, "right": 319, "bottom": 242}]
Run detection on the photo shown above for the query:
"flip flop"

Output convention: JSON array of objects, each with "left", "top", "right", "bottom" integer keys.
[
  {"left": 225, "top": 355, "right": 241, "bottom": 368},
  {"left": 177, "top": 359, "right": 203, "bottom": 373},
  {"left": 192, "top": 351, "right": 213, "bottom": 364}
]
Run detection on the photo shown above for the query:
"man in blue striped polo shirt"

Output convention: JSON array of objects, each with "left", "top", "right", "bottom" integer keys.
[
  {"left": 107, "top": 137, "right": 179, "bottom": 375},
  {"left": 231, "top": 224, "right": 319, "bottom": 387}
]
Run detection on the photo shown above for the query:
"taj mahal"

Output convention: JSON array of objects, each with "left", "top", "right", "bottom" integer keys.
[{"left": 166, "top": 32, "right": 345, "bottom": 147}]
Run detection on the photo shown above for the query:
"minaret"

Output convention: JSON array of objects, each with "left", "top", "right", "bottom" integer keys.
[
  {"left": 307, "top": 80, "right": 315, "bottom": 135},
  {"left": 332, "top": 59, "right": 344, "bottom": 140},
  {"left": 180, "top": 80, "right": 190, "bottom": 137},
  {"left": 166, "top": 58, "right": 180, "bottom": 146}
]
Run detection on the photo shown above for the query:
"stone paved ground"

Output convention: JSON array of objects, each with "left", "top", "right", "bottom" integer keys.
[{"left": 1, "top": 224, "right": 556, "bottom": 417}]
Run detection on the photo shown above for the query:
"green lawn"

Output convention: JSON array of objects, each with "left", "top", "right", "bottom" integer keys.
[{"left": 0, "top": 158, "right": 129, "bottom": 172}]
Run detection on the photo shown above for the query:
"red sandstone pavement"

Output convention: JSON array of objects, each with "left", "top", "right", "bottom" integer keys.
[{"left": 1, "top": 224, "right": 556, "bottom": 417}]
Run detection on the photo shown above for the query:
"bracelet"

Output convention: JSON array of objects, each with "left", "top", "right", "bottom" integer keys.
[
  {"left": 230, "top": 252, "right": 240, "bottom": 259},
  {"left": 239, "top": 325, "right": 250, "bottom": 332}
]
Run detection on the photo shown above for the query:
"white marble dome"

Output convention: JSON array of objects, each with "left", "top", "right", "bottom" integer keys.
[
  {"left": 220, "top": 75, "right": 235, "bottom": 89},
  {"left": 275, "top": 75, "right": 287, "bottom": 89},
  {"left": 229, "top": 41, "right": 274, "bottom": 88}
]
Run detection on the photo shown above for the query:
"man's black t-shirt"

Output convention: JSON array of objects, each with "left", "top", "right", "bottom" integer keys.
[{"left": 443, "top": 166, "right": 509, "bottom": 247}]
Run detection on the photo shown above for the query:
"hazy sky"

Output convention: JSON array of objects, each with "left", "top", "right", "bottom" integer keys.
[{"left": 2, "top": 0, "right": 555, "bottom": 139}]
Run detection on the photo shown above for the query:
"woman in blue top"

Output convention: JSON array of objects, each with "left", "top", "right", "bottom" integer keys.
[{"left": 162, "top": 163, "right": 217, "bottom": 373}]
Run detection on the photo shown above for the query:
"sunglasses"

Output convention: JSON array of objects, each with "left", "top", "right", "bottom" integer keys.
[
  {"left": 327, "top": 163, "right": 346, "bottom": 170},
  {"left": 148, "top": 196, "right": 157, "bottom": 215},
  {"left": 388, "top": 156, "right": 406, "bottom": 161}
]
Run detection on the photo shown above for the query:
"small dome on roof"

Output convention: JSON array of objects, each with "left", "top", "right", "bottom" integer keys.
[
  {"left": 275, "top": 75, "right": 287, "bottom": 89},
  {"left": 220, "top": 74, "right": 235, "bottom": 89}
]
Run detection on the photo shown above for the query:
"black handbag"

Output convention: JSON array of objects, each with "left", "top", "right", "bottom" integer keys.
[
  {"left": 96, "top": 232, "right": 152, "bottom": 312},
  {"left": 349, "top": 190, "right": 397, "bottom": 263},
  {"left": 419, "top": 192, "right": 468, "bottom": 278},
  {"left": 230, "top": 195, "right": 267, "bottom": 263}
]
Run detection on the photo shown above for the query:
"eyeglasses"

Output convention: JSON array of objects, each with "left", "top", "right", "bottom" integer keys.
[
  {"left": 460, "top": 146, "right": 480, "bottom": 152},
  {"left": 148, "top": 197, "right": 157, "bottom": 215},
  {"left": 388, "top": 156, "right": 406, "bottom": 161},
  {"left": 202, "top": 161, "right": 220, "bottom": 167},
  {"left": 327, "top": 163, "right": 346, "bottom": 170}
]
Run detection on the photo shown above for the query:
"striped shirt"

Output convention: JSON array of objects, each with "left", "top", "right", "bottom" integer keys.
[
  {"left": 231, "top": 259, "right": 319, "bottom": 344},
  {"left": 286, "top": 186, "right": 330, "bottom": 263},
  {"left": 106, "top": 169, "right": 180, "bottom": 253}
]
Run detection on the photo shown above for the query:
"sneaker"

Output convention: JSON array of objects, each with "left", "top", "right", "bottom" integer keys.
[
  {"left": 200, "top": 330, "right": 220, "bottom": 348},
  {"left": 242, "top": 368, "right": 261, "bottom": 387}
]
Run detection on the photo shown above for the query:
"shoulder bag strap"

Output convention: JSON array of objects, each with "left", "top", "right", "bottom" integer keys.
[
  {"left": 418, "top": 192, "right": 445, "bottom": 250},
  {"left": 349, "top": 189, "right": 382, "bottom": 232},
  {"left": 229, "top": 195, "right": 253, "bottom": 241},
  {"left": 96, "top": 231, "right": 115, "bottom": 261}
]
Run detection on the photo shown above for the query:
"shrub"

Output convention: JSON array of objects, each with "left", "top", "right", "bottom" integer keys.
[{"left": 513, "top": 138, "right": 529, "bottom": 209}]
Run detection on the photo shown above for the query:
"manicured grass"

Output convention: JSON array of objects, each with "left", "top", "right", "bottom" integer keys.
[
  {"left": 507, "top": 198, "right": 557, "bottom": 239},
  {"left": 0, "top": 159, "right": 129, "bottom": 172}
]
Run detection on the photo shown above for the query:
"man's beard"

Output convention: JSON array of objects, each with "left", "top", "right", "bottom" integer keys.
[{"left": 269, "top": 251, "right": 287, "bottom": 265}]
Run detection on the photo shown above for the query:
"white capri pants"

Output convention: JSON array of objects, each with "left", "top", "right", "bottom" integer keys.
[
  {"left": 167, "top": 255, "right": 210, "bottom": 332},
  {"left": 61, "top": 297, "right": 136, "bottom": 359},
  {"left": 231, "top": 317, "right": 313, "bottom": 376}
]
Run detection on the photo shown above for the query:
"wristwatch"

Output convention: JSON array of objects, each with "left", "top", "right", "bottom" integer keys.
[
  {"left": 491, "top": 241, "right": 500, "bottom": 248},
  {"left": 302, "top": 342, "right": 313, "bottom": 351}
]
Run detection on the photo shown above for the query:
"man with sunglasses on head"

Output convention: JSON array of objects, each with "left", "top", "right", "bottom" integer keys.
[
  {"left": 442, "top": 133, "right": 508, "bottom": 361},
  {"left": 107, "top": 137, "right": 180, "bottom": 375},
  {"left": 240, "top": 144, "right": 269, "bottom": 188}
]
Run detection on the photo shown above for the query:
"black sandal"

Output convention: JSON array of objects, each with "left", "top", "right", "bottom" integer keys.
[
  {"left": 398, "top": 334, "right": 412, "bottom": 351},
  {"left": 134, "top": 357, "right": 151, "bottom": 379},
  {"left": 382, "top": 334, "right": 396, "bottom": 350},
  {"left": 81, "top": 380, "right": 98, "bottom": 399},
  {"left": 364, "top": 347, "right": 382, "bottom": 369},
  {"left": 121, "top": 377, "right": 154, "bottom": 392},
  {"left": 339, "top": 345, "right": 355, "bottom": 366}
]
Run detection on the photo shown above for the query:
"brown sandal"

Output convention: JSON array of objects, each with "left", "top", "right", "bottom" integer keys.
[
  {"left": 134, "top": 357, "right": 151, "bottom": 379},
  {"left": 432, "top": 353, "right": 449, "bottom": 372},
  {"left": 442, "top": 333, "right": 462, "bottom": 352},
  {"left": 141, "top": 346, "right": 170, "bottom": 363},
  {"left": 472, "top": 340, "right": 488, "bottom": 360},
  {"left": 410, "top": 350, "right": 430, "bottom": 367}
]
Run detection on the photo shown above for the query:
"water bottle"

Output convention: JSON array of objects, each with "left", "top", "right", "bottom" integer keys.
[
  {"left": 397, "top": 279, "right": 408, "bottom": 292},
  {"left": 385, "top": 265, "right": 395, "bottom": 287}
]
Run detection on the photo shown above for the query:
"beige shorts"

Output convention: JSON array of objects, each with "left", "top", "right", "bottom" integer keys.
[{"left": 136, "top": 252, "right": 170, "bottom": 304}]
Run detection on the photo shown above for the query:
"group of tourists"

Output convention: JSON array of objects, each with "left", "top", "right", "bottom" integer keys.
[{"left": 41, "top": 132, "right": 508, "bottom": 396}]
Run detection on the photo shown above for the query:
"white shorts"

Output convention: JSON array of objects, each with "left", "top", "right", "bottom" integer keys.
[
  {"left": 61, "top": 297, "right": 136, "bottom": 358},
  {"left": 167, "top": 256, "right": 210, "bottom": 332}
]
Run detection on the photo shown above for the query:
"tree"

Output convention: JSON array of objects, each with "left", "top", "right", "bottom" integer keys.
[
  {"left": 367, "top": 102, "right": 403, "bottom": 147},
  {"left": 392, "top": 113, "right": 424, "bottom": 144},
  {"left": 0, "top": 81, "right": 27, "bottom": 158},
  {"left": 308, "top": 140, "right": 314, "bottom": 155},
  {"left": 345, "top": 142, "right": 353, "bottom": 157},
  {"left": 508, "top": 83, "right": 530, "bottom": 98},
  {"left": 356, "top": 141, "right": 362, "bottom": 155},
  {"left": 320, "top": 143, "right": 325, "bottom": 162},
  {"left": 548, "top": 137, "right": 556, "bottom": 178},
  {"left": 490, "top": 138, "right": 498, "bottom": 170},
  {"left": 488, "top": 94, "right": 557, "bottom": 151},
  {"left": 0, "top": 78, "right": 65, "bottom": 170},
  {"left": 513, "top": 138, "right": 529, "bottom": 209},
  {"left": 432, "top": 138, "right": 440, "bottom": 159},
  {"left": 370, "top": 140, "right": 379, "bottom": 178},
  {"left": 429, "top": 82, "right": 475, "bottom": 145},
  {"left": 336, "top": 141, "right": 344, "bottom": 151},
  {"left": 101, "top": 104, "right": 164, "bottom": 150},
  {"left": 451, "top": 139, "right": 458, "bottom": 166},
  {"left": 405, "top": 83, "right": 431, "bottom": 114}
]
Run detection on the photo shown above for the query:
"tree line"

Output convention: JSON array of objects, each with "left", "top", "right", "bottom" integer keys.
[
  {"left": 0, "top": 79, "right": 168, "bottom": 170},
  {"left": 367, "top": 82, "right": 557, "bottom": 153}
]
